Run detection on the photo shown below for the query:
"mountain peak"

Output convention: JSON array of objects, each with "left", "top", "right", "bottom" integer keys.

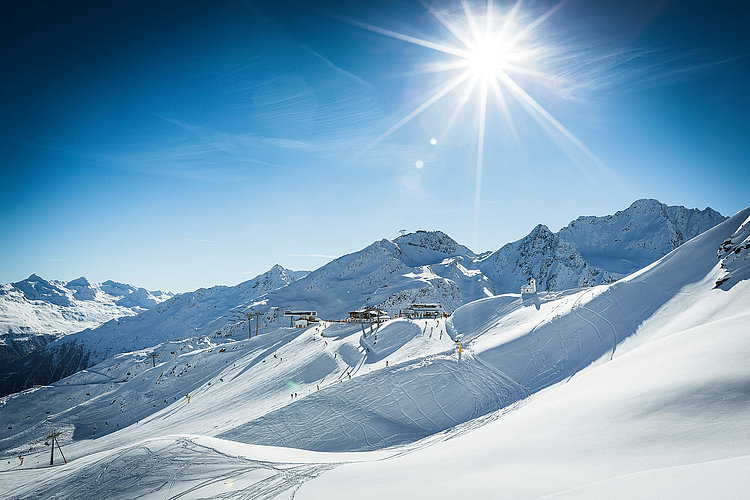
[
  {"left": 528, "top": 224, "right": 553, "bottom": 237},
  {"left": 627, "top": 198, "right": 663, "bottom": 210},
  {"left": 394, "top": 230, "right": 467, "bottom": 252},
  {"left": 66, "top": 276, "right": 91, "bottom": 287},
  {"left": 393, "top": 230, "right": 474, "bottom": 267}
]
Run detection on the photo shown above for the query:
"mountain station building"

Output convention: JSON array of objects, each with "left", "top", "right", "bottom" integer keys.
[
  {"left": 284, "top": 310, "right": 318, "bottom": 327},
  {"left": 347, "top": 307, "right": 389, "bottom": 324},
  {"left": 405, "top": 303, "right": 444, "bottom": 318}
]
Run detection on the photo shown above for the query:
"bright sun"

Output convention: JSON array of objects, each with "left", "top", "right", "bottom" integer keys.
[
  {"left": 351, "top": 0, "right": 600, "bottom": 245},
  {"left": 467, "top": 36, "right": 507, "bottom": 78}
]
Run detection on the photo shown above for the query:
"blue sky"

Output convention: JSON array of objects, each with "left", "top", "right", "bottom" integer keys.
[{"left": 1, "top": 0, "right": 748, "bottom": 292}]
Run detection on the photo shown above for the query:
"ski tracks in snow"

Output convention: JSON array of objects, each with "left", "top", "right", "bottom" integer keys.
[{"left": 6, "top": 436, "right": 337, "bottom": 500}]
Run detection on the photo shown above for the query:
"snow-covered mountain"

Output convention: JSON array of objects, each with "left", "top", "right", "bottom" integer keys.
[
  {"left": 0, "top": 200, "right": 727, "bottom": 398},
  {"left": 478, "top": 223, "right": 619, "bottom": 292},
  {"left": 0, "top": 265, "right": 305, "bottom": 397},
  {"left": 479, "top": 199, "right": 726, "bottom": 291},
  {"left": 1, "top": 205, "right": 748, "bottom": 498},
  {"left": 715, "top": 214, "right": 750, "bottom": 289},
  {"left": 255, "top": 230, "right": 489, "bottom": 320},
  {"left": 0, "top": 274, "right": 172, "bottom": 361},
  {"left": 558, "top": 198, "right": 726, "bottom": 274},
  {"left": 0, "top": 234, "right": 486, "bottom": 397}
]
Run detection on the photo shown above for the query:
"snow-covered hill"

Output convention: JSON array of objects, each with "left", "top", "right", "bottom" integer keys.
[
  {"left": 0, "top": 275, "right": 172, "bottom": 361},
  {"left": 0, "top": 205, "right": 747, "bottom": 498},
  {"left": 0, "top": 201, "right": 726, "bottom": 399},
  {"left": 0, "top": 266, "right": 304, "bottom": 397}
]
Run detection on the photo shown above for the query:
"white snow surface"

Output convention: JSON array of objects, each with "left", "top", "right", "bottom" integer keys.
[
  {"left": 0, "top": 275, "right": 172, "bottom": 358},
  {"left": 0, "top": 205, "right": 748, "bottom": 498}
]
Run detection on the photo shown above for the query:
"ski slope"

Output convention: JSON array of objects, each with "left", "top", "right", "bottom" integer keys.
[{"left": 1, "top": 206, "right": 748, "bottom": 499}]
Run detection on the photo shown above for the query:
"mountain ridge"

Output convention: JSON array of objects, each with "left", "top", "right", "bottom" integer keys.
[
  {"left": 0, "top": 199, "right": 727, "bottom": 397},
  {"left": 0, "top": 275, "right": 173, "bottom": 361}
]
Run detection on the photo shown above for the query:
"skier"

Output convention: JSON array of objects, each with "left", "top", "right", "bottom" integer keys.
[
  {"left": 18, "top": 455, "right": 23, "bottom": 466},
  {"left": 385, "top": 360, "right": 388, "bottom": 367}
]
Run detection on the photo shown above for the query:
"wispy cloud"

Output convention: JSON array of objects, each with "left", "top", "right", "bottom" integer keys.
[
  {"left": 302, "top": 46, "right": 373, "bottom": 89},
  {"left": 550, "top": 45, "right": 743, "bottom": 99}
]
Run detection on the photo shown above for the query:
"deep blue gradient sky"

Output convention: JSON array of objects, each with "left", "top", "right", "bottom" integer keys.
[{"left": 2, "top": 0, "right": 748, "bottom": 291}]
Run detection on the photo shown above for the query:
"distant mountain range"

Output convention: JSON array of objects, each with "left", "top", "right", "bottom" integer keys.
[
  {"left": 0, "top": 199, "right": 726, "bottom": 397},
  {"left": 0, "top": 275, "right": 172, "bottom": 361}
]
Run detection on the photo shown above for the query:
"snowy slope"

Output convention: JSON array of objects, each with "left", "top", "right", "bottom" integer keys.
[
  {"left": 0, "top": 275, "right": 172, "bottom": 361},
  {"left": 0, "top": 206, "right": 748, "bottom": 499},
  {"left": 715, "top": 212, "right": 750, "bottom": 289},
  {"left": 0, "top": 265, "right": 304, "bottom": 397}
]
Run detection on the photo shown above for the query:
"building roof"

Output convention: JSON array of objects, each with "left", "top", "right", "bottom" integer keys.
[
  {"left": 348, "top": 306, "right": 388, "bottom": 317},
  {"left": 407, "top": 303, "right": 443, "bottom": 311}
]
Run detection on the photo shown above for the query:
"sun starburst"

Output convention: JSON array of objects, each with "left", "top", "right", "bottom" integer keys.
[{"left": 351, "top": 0, "right": 601, "bottom": 246}]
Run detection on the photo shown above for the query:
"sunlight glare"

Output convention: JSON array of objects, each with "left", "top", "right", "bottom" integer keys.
[
  {"left": 466, "top": 36, "right": 507, "bottom": 79},
  {"left": 351, "top": 0, "right": 600, "bottom": 246}
]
